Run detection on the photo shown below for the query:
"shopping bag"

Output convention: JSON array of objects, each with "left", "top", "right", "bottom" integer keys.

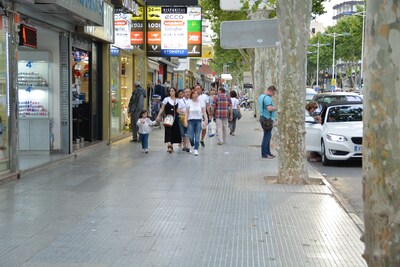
[{"left": 208, "top": 121, "right": 216, "bottom": 137}]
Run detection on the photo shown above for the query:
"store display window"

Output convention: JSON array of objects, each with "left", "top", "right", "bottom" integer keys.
[{"left": 0, "top": 21, "right": 10, "bottom": 170}]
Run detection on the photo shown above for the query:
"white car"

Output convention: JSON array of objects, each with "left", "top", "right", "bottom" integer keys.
[{"left": 305, "top": 102, "right": 363, "bottom": 165}]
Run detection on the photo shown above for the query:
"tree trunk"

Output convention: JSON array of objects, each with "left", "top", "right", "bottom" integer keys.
[
  {"left": 362, "top": 1, "right": 400, "bottom": 265},
  {"left": 276, "top": 0, "right": 311, "bottom": 184},
  {"left": 251, "top": 10, "right": 281, "bottom": 147}
]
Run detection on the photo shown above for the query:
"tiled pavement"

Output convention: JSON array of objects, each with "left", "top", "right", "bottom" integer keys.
[{"left": 0, "top": 111, "right": 366, "bottom": 266}]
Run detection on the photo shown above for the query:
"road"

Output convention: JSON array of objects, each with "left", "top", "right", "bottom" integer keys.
[{"left": 309, "top": 160, "right": 364, "bottom": 219}]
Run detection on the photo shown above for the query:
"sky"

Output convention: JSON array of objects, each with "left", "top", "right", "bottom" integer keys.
[{"left": 314, "top": 0, "right": 338, "bottom": 27}]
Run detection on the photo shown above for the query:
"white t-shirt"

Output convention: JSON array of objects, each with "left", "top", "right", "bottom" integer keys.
[
  {"left": 162, "top": 96, "right": 177, "bottom": 106},
  {"left": 198, "top": 94, "right": 209, "bottom": 106},
  {"left": 186, "top": 99, "right": 205, "bottom": 120},
  {"left": 136, "top": 118, "right": 155, "bottom": 134},
  {"left": 231, "top": 97, "right": 239, "bottom": 110},
  {"left": 178, "top": 97, "right": 189, "bottom": 113}
]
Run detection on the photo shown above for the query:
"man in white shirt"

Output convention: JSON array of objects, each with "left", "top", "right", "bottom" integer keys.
[{"left": 178, "top": 88, "right": 191, "bottom": 152}]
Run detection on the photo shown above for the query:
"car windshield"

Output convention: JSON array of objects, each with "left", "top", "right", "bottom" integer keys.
[
  {"left": 326, "top": 105, "right": 363, "bottom": 123},
  {"left": 314, "top": 95, "right": 363, "bottom": 105}
]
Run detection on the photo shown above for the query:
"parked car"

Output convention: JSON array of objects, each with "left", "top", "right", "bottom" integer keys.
[
  {"left": 306, "top": 88, "right": 317, "bottom": 103},
  {"left": 311, "top": 92, "right": 363, "bottom": 113},
  {"left": 305, "top": 101, "right": 363, "bottom": 166}
]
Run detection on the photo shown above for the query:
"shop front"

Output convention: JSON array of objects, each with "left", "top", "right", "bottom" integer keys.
[
  {"left": 0, "top": 12, "right": 12, "bottom": 173},
  {"left": 11, "top": 0, "right": 111, "bottom": 171}
]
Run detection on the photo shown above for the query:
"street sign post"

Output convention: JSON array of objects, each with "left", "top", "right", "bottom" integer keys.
[{"left": 220, "top": 19, "right": 279, "bottom": 49}]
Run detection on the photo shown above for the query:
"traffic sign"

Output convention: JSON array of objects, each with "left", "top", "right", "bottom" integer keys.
[{"left": 220, "top": 19, "right": 279, "bottom": 49}]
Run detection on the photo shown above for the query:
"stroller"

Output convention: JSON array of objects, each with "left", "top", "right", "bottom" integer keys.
[{"left": 150, "top": 94, "right": 162, "bottom": 128}]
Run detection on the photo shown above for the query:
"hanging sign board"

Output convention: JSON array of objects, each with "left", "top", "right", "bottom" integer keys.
[{"left": 19, "top": 24, "right": 38, "bottom": 49}]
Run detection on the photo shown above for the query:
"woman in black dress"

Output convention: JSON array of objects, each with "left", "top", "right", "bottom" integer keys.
[{"left": 156, "top": 87, "right": 182, "bottom": 153}]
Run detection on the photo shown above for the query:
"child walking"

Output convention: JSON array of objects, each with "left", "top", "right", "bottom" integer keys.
[{"left": 136, "top": 110, "right": 156, "bottom": 153}]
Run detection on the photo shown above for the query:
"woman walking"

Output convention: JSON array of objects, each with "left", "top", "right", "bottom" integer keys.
[
  {"left": 229, "top": 90, "right": 241, "bottom": 136},
  {"left": 156, "top": 87, "right": 182, "bottom": 153},
  {"left": 184, "top": 89, "right": 208, "bottom": 156}
]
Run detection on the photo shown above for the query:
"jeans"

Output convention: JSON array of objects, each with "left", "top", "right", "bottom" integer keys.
[
  {"left": 260, "top": 119, "right": 273, "bottom": 157},
  {"left": 187, "top": 119, "right": 202, "bottom": 150},
  {"left": 178, "top": 116, "right": 188, "bottom": 139},
  {"left": 216, "top": 118, "right": 228, "bottom": 143},
  {"left": 139, "top": 133, "right": 149, "bottom": 149}
]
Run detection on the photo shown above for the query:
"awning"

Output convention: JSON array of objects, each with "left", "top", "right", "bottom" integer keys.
[{"left": 148, "top": 60, "right": 159, "bottom": 72}]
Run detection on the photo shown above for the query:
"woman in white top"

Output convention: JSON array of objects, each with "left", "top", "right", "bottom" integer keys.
[
  {"left": 184, "top": 89, "right": 208, "bottom": 156},
  {"left": 229, "top": 90, "right": 241, "bottom": 136},
  {"left": 178, "top": 88, "right": 191, "bottom": 152}
]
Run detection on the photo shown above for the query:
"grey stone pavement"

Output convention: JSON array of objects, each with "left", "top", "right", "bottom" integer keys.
[{"left": 0, "top": 111, "right": 366, "bottom": 267}]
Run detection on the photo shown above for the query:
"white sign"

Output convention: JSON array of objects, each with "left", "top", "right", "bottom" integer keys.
[
  {"left": 161, "top": 11, "right": 188, "bottom": 51},
  {"left": 220, "top": 0, "right": 273, "bottom": 11},
  {"left": 114, "top": 13, "right": 132, "bottom": 49}
]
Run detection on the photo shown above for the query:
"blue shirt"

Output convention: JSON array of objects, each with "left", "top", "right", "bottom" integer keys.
[{"left": 258, "top": 93, "right": 276, "bottom": 120}]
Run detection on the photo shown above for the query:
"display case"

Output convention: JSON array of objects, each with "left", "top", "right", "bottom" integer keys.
[{"left": 18, "top": 51, "right": 51, "bottom": 151}]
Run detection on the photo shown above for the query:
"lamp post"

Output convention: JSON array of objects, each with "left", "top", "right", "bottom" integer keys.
[
  {"left": 323, "top": 32, "right": 351, "bottom": 89},
  {"left": 308, "top": 42, "right": 330, "bottom": 90},
  {"left": 354, "top": 11, "right": 366, "bottom": 88}
]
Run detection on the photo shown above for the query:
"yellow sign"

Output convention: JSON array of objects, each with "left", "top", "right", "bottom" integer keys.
[
  {"left": 132, "top": 7, "right": 144, "bottom": 20},
  {"left": 202, "top": 46, "right": 213, "bottom": 59},
  {"left": 147, "top": 6, "right": 162, "bottom": 20},
  {"left": 331, "top": 78, "right": 336, "bottom": 86}
]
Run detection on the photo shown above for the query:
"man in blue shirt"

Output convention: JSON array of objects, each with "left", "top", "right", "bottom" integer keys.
[{"left": 258, "top": 85, "right": 277, "bottom": 159}]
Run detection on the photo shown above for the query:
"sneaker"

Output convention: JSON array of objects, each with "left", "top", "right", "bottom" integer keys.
[
  {"left": 145, "top": 149, "right": 148, "bottom": 153},
  {"left": 190, "top": 148, "right": 193, "bottom": 154},
  {"left": 141, "top": 149, "right": 145, "bottom": 153},
  {"left": 193, "top": 150, "right": 199, "bottom": 156},
  {"left": 200, "top": 140, "right": 205, "bottom": 147},
  {"left": 217, "top": 142, "right": 223, "bottom": 145}
]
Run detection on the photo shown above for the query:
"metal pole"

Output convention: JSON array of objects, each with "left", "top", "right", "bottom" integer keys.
[
  {"left": 316, "top": 43, "right": 320, "bottom": 89},
  {"left": 360, "top": 13, "right": 365, "bottom": 88},
  {"left": 332, "top": 33, "right": 336, "bottom": 81}
]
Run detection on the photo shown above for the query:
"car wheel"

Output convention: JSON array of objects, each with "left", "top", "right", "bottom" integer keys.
[{"left": 321, "top": 140, "right": 332, "bottom": 166}]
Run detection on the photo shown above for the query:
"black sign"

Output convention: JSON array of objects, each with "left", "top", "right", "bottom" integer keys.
[
  {"left": 146, "top": 0, "right": 198, "bottom": 5},
  {"left": 19, "top": 25, "right": 38, "bottom": 49}
]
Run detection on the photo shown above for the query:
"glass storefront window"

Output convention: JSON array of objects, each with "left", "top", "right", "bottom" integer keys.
[{"left": 0, "top": 18, "right": 10, "bottom": 170}]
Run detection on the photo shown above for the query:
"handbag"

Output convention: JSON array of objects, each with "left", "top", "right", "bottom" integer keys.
[
  {"left": 163, "top": 114, "right": 175, "bottom": 127},
  {"left": 261, "top": 116, "right": 273, "bottom": 130},
  {"left": 260, "top": 95, "right": 273, "bottom": 130}
]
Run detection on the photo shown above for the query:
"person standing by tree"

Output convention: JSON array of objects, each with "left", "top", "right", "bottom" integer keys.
[
  {"left": 258, "top": 85, "right": 277, "bottom": 159},
  {"left": 212, "top": 87, "right": 232, "bottom": 145},
  {"left": 128, "top": 81, "right": 146, "bottom": 142}
]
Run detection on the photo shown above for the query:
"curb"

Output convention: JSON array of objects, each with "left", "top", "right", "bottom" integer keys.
[{"left": 308, "top": 163, "right": 364, "bottom": 232}]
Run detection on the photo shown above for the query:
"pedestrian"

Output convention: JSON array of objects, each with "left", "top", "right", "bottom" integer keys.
[
  {"left": 136, "top": 110, "right": 156, "bottom": 153},
  {"left": 154, "top": 79, "right": 165, "bottom": 101},
  {"left": 184, "top": 89, "right": 208, "bottom": 156},
  {"left": 211, "top": 87, "right": 233, "bottom": 145},
  {"left": 128, "top": 81, "right": 146, "bottom": 142},
  {"left": 306, "top": 101, "right": 321, "bottom": 123},
  {"left": 156, "top": 87, "right": 182, "bottom": 153},
  {"left": 178, "top": 88, "right": 191, "bottom": 152},
  {"left": 258, "top": 85, "right": 277, "bottom": 159},
  {"left": 229, "top": 90, "right": 241, "bottom": 136},
  {"left": 196, "top": 84, "right": 210, "bottom": 147}
]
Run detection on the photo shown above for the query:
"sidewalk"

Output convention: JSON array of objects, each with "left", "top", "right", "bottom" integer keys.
[{"left": 0, "top": 111, "right": 366, "bottom": 266}]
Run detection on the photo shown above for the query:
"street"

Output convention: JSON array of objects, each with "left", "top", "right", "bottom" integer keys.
[{"left": 309, "top": 160, "right": 364, "bottom": 219}]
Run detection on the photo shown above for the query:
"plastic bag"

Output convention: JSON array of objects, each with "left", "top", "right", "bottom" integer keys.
[{"left": 208, "top": 121, "right": 216, "bottom": 137}]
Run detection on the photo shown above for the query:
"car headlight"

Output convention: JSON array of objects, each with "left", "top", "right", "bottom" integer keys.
[{"left": 326, "top": 134, "right": 348, "bottom": 142}]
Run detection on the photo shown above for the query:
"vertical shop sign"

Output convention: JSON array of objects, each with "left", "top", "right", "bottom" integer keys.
[
  {"left": 146, "top": 6, "right": 162, "bottom": 56},
  {"left": 161, "top": 7, "right": 187, "bottom": 57},
  {"left": 114, "top": 13, "right": 132, "bottom": 49},
  {"left": 146, "top": 6, "right": 202, "bottom": 57},
  {"left": 131, "top": 6, "right": 144, "bottom": 50}
]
